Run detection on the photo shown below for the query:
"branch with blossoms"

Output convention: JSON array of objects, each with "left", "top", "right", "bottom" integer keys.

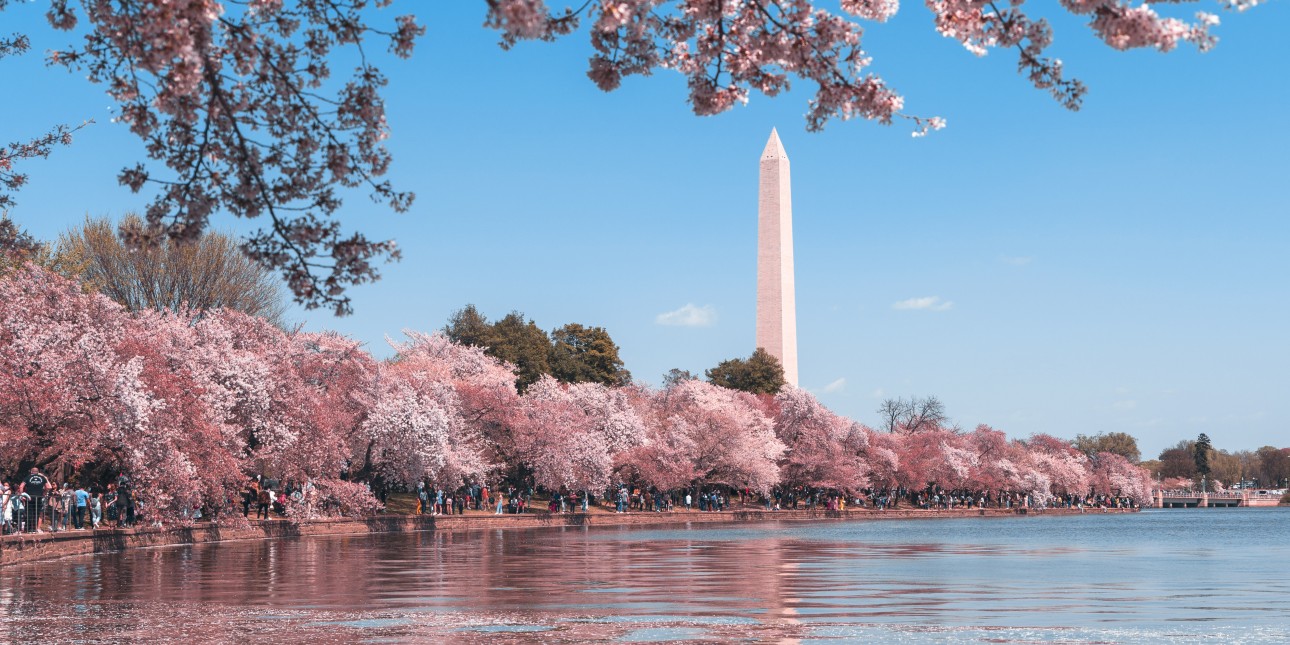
[
  {"left": 0, "top": 31, "right": 29, "bottom": 59},
  {"left": 486, "top": 0, "right": 1260, "bottom": 136},
  {"left": 0, "top": 121, "right": 92, "bottom": 212},
  {"left": 29, "top": 0, "right": 426, "bottom": 315}
]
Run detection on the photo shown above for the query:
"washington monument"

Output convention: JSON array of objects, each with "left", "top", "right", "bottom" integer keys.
[{"left": 757, "top": 128, "right": 799, "bottom": 387}]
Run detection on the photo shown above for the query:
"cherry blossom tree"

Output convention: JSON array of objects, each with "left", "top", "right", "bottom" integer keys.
[
  {"left": 962, "top": 424, "right": 1023, "bottom": 492},
  {"left": 512, "top": 376, "right": 615, "bottom": 492},
  {"left": 1090, "top": 451, "right": 1154, "bottom": 503},
  {"left": 864, "top": 430, "right": 905, "bottom": 489},
  {"left": 1025, "top": 432, "right": 1093, "bottom": 498},
  {"left": 773, "top": 386, "right": 870, "bottom": 491},
  {"left": 362, "top": 371, "right": 488, "bottom": 489},
  {"left": 384, "top": 330, "right": 519, "bottom": 479},
  {"left": 890, "top": 426, "right": 967, "bottom": 490},
  {"left": 0, "top": 264, "right": 136, "bottom": 471},
  {"left": 115, "top": 309, "right": 246, "bottom": 518},
  {"left": 507, "top": 377, "right": 646, "bottom": 492},
  {"left": 632, "top": 379, "right": 784, "bottom": 493}
]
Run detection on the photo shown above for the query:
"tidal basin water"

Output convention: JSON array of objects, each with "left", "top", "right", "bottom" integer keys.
[{"left": 2, "top": 509, "right": 1288, "bottom": 644}]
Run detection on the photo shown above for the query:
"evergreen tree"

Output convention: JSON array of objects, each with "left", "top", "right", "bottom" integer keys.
[
  {"left": 549, "top": 323, "right": 631, "bottom": 386},
  {"left": 490, "top": 312, "right": 552, "bottom": 392},
  {"left": 705, "top": 347, "right": 785, "bottom": 395},
  {"left": 1194, "top": 433, "right": 1213, "bottom": 478},
  {"left": 442, "top": 304, "right": 494, "bottom": 348}
]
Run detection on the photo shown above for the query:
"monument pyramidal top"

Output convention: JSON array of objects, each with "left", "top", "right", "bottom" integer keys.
[{"left": 756, "top": 128, "right": 798, "bottom": 387}]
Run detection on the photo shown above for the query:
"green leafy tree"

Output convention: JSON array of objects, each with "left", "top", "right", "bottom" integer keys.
[
  {"left": 1072, "top": 431, "right": 1142, "bottom": 463},
  {"left": 549, "top": 323, "right": 631, "bottom": 387},
  {"left": 1194, "top": 433, "right": 1213, "bottom": 479},
  {"left": 443, "top": 304, "right": 495, "bottom": 349},
  {"left": 490, "top": 312, "right": 553, "bottom": 392},
  {"left": 705, "top": 347, "right": 785, "bottom": 395},
  {"left": 443, "top": 306, "right": 552, "bottom": 392}
]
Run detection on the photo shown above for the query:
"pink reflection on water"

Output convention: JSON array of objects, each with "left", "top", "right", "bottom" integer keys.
[{"left": 0, "top": 517, "right": 1286, "bottom": 643}]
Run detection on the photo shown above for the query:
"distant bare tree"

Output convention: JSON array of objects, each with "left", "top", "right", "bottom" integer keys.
[
  {"left": 877, "top": 396, "right": 949, "bottom": 434},
  {"left": 57, "top": 215, "right": 286, "bottom": 326}
]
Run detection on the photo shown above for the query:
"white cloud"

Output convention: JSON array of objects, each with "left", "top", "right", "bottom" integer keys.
[
  {"left": 655, "top": 303, "right": 717, "bottom": 327},
  {"left": 870, "top": 388, "right": 886, "bottom": 399},
  {"left": 1001, "top": 255, "right": 1034, "bottom": 266},
  {"left": 1113, "top": 400, "right": 1138, "bottom": 411},
  {"left": 824, "top": 378, "right": 846, "bottom": 393},
  {"left": 892, "top": 296, "right": 953, "bottom": 311}
]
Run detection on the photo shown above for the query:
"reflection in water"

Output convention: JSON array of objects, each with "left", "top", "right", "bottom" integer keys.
[{"left": 1, "top": 510, "right": 1288, "bottom": 643}]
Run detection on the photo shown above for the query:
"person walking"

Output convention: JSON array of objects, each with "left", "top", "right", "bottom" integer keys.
[
  {"left": 242, "top": 479, "right": 257, "bottom": 517},
  {"left": 256, "top": 486, "right": 271, "bottom": 519},
  {"left": 73, "top": 484, "right": 89, "bottom": 529},
  {"left": 90, "top": 485, "right": 103, "bottom": 528}
]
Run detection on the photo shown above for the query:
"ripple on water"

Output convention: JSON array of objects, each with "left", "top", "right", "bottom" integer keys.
[{"left": 2, "top": 510, "right": 1289, "bottom": 643}]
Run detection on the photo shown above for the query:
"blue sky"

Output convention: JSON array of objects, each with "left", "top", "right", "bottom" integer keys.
[{"left": 2, "top": 2, "right": 1287, "bottom": 458}]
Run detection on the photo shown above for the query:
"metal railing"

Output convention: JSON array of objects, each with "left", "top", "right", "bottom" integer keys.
[{"left": 2, "top": 494, "right": 114, "bottom": 535}]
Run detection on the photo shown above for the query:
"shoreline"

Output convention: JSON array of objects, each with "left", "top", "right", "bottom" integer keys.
[{"left": 0, "top": 506, "right": 1137, "bottom": 567}]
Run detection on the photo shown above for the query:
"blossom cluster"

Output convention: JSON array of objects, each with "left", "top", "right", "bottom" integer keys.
[
  {"left": 0, "top": 265, "right": 1153, "bottom": 523},
  {"left": 486, "top": 0, "right": 1251, "bottom": 132}
]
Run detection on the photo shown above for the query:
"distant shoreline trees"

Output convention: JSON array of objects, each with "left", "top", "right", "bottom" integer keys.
[
  {"left": 443, "top": 305, "right": 630, "bottom": 392},
  {"left": 1143, "top": 435, "right": 1289, "bottom": 490},
  {"left": 0, "top": 263, "right": 1159, "bottom": 522}
]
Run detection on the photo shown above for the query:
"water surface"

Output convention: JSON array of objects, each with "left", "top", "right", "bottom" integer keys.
[{"left": 1, "top": 509, "right": 1286, "bottom": 643}]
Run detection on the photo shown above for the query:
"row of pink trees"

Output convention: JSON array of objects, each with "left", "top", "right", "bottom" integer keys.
[{"left": 0, "top": 265, "right": 1152, "bottom": 522}]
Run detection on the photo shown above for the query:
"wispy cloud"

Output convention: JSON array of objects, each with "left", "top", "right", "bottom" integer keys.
[
  {"left": 655, "top": 303, "right": 717, "bottom": 327},
  {"left": 870, "top": 388, "right": 886, "bottom": 399},
  {"left": 892, "top": 296, "right": 953, "bottom": 311},
  {"left": 824, "top": 378, "right": 846, "bottom": 393},
  {"left": 1113, "top": 400, "right": 1137, "bottom": 411},
  {"left": 1000, "top": 255, "right": 1034, "bottom": 266}
]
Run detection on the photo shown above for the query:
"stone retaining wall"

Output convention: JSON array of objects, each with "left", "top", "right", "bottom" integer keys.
[{"left": 0, "top": 506, "right": 1136, "bottom": 567}]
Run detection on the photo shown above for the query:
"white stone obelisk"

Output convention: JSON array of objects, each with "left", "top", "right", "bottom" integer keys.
[{"left": 757, "top": 128, "right": 798, "bottom": 387}]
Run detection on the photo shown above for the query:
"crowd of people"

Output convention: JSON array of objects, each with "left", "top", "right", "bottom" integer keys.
[
  {"left": 2, "top": 467, "right": 140, "bottom": 534},
  {"left": 403, "top": 483, "right": 1139, "bottom": 517},
  {"left": 0, "top": 466, "right": 1141, "bottom": 537}
]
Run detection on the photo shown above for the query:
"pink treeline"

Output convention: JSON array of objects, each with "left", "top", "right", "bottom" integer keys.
[{"left": 0, "top": 266, "right": 1153, "bottom": 521}]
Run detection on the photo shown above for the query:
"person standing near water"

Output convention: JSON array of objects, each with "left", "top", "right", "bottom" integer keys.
[
  {"left": 24, "top": 467, "right": 48, "bottom": 532},
  {"left": 89, "top": 485, "right": 102, "bottom": 528},
  {"left": 73, "top": 484, "right": 89, "bottom": 530}
]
